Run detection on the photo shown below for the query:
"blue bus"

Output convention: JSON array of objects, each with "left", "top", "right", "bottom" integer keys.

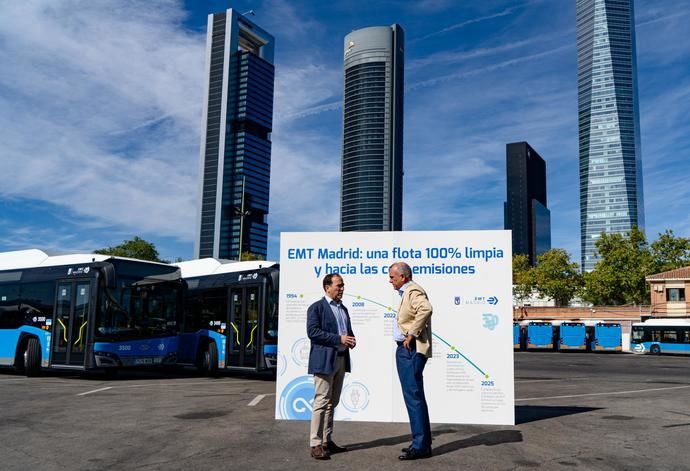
[
  {"left": 526, "top": 321, "right": 555, "bottom": 350},
  {"left": 175, "top": 258, "right": 279, "bottom": 373},
  {"left": 0, "top": 249, "right": 184, "bottom": 376},
  {"left": 631, "top": 319, "right": 690, "bottom": 355},
  {"left": 589, "top": 323, "right": 622, "bottom": 351},
  {"left": 558, "top": 322, "right": 586, "bottom": 350},
  {"left": 513, "top": 323, "right": 521, "bottom": 349}
]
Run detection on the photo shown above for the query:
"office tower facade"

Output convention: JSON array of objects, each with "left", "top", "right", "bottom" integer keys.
[
  {"left": 504, "top": 142, "right": 551, "bottom": 266},
  {"left": 195, "top": 9, "right": 275, "bottom": 260},
  {"left": 577, "top": 0, "right": 644, "bottom": 271},
  {"left": 340, "top": 25, "right": 404, "bottom": 232}
]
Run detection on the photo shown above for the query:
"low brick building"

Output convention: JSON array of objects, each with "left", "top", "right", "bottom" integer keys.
[{"left": 647, "top": 266, "right": 690, "bottom": 317}]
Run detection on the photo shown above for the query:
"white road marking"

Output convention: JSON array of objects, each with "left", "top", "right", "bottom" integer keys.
[
  {"left": 248, "top": 394, "right": 266, "bottom": 406},
  {"left": 247, "top": 393, "right": 275, "bottom": 406},
  {"left": 77, "top": 386, "right": 112, "bottom": 396},
  {"left": 516, "top": 384, "right": 690, "bottom": 402}
]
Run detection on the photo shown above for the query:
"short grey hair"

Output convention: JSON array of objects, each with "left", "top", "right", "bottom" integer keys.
[{"left": 390, "top": 261, "right": 412, "bottom": 280}]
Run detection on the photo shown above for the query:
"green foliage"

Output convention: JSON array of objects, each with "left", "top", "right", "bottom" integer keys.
[
  {"left": 512, "top": 229, "right": 689, "bottom": 307},
  {"left": 512, "top": 254, "right": 534, "bottom": 303},
  {"left": 94, "top": 236, "right": 163, "bottom": 263},
  {"left": 583, "top": 227, "right": 652, "bottom": 305},
  {"left": 240, "top": 251, "right": 265, "bottom": 261},
  {"left": 650, "top": 229, "right": 690, "bottom": 273},
  {"left": 531, "top": 249, "right": 583, "bottom": 307}
]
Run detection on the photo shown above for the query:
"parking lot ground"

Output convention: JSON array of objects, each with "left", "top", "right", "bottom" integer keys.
[{"left": 1, "top": 352, "right": 689, "bottom": 470}]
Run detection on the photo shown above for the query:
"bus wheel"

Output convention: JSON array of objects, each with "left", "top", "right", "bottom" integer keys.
[
  {"left": 24, "top": 337, "right": 42, "bottom": 377},
  {"left": 199, "top": 342, "right": 219, "bottom": 376},
  {"left": 650, "top": 344, "right": 661, "bottom": 355}
]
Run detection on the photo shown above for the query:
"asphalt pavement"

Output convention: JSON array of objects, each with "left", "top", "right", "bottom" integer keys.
[{"left": 1, "top": 352, "right": 689, "bottom": 470}]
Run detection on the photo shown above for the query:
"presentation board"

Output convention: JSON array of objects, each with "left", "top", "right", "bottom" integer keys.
[{"left": 275, "top": 231, "right": 514, "bottom": 425}]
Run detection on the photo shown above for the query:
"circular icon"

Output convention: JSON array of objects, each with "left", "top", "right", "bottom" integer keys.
[
  {"left": 291, "top": 337, "right": 310, "bottom": 367},
  {"left": 278, "top": 375, "right": 314, "bottom": 420},
  {"left": 277, "top": 352, "right": 287, "bottom": 376},
  {"left": 340, "top": 382, "right": 370, "bottom": 413}
]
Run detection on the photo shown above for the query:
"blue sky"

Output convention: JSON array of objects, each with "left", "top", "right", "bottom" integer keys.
[{"left": 0, "top": 0, "right": 688, "bottom": 262}]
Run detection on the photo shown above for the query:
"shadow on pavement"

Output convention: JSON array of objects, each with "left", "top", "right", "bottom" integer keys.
[
  {"left": 516, "top": 405, "right": 601, "bottom": 425},
  {"left": 346, "top": 428, "right": 459, "bottom": 451},
  {"left": 433, "top": 430, "right": 524, "bottom": 456},
  {"left": 347, "top": 429, "right": 524, "bottom": 457}
]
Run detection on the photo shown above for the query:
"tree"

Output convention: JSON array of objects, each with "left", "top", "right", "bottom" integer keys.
[
  {"left": 531, "top": 249, "right": 582, "bottom": 307},
  {"left": 583, "top": 227, "right": 652, "bottom": 305},
  {"left": 650, "top": 229, "right": 690, "bottom": 273},
  {"left": 94, "top": 236, "right": 163, "bottom": 262},
  {"left": 240, "top": 251, "right": 265, "bottom": 261},
  {"left": 512, "top": 254, "right": 535, "bottom": 304}
]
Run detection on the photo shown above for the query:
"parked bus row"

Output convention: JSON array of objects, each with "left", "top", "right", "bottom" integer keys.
[
  {"left": 513, "top": 321, "right": 623, "bottom": 352},
  {"left": 514, "top": 319, "right": 690, "bottom": 355},
  {"left": 2, "top": 249, "right": 687, "bottom": 377},
  {"left": 0, "top": 250, "right": 278, "bottom": 377}
]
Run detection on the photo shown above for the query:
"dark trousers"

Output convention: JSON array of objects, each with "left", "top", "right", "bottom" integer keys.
[{"left": 396, "top": 342, "right": 431, "bottom": 451}]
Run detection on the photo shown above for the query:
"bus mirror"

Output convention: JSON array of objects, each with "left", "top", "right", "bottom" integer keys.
[{"left": 100, "top": 263, "right": 116, "bottom": 289}]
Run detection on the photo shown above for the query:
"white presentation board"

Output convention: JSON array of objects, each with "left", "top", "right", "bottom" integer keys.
[{"left": 275, "top": 231, "right": 514, "bottom": 425}]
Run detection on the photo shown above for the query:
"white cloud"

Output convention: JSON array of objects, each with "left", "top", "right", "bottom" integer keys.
[{"left": 0, "top": 0, "right": 204, "bottom": 243}]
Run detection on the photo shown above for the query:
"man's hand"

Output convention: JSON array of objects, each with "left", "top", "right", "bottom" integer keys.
[
  {"left": 402, "top": 334, "right": 415, "bottom": 351},
  {"left": 340, "top": 335, "right": 357, "bottom": 349}
]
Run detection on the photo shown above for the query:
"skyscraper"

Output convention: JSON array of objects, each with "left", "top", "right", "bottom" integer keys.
[
  {"left": 195, "top": 9, "right": 275, "bottom": 260},
  {"left": 577, "top": 0, "right": 644, "bottom": 271},
  {"left": 340, "top": 25, "right": 404, "bottom": 232},
  {"left": 504, "top": 142, "right": 551, "bottom": 266}
]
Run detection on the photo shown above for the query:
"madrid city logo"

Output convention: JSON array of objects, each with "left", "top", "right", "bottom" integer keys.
[
  {"left": 291, "top": 337, "right": 310, "bottom": 367},
  {"left": 340, "top": 382, "right": 370, "bottom": 413},
  {"left": 482, "top": 313, "right": 499, "bottom": 331},
  {"left": 278, "top": 375, "right": 314, "bottom": 420}
]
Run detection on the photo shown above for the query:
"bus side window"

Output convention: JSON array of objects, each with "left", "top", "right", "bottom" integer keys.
[
  {"left": 0, "top": 284, "right": 22, "bottom": 329},
  {"left": 21, "top": 282, "right": 55, "bottom": 327}
]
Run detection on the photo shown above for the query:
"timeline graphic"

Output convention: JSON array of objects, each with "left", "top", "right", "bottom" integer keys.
[{"left": 343, "top": 293, "right": 490, "bottom": 379}]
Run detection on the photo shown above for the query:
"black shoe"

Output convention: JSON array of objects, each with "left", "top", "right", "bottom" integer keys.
[
  {"left": 398, "top": 447, "right": 432, "bottom": 460},
  {"left": 401, "top": 445, "right": 412, "bottom": 453},
  {"left": 311, "top": 445, "right": 330, "bottom": 460},
  {"left": 325, "top": 441, "right": 348, "bottom": 454}
]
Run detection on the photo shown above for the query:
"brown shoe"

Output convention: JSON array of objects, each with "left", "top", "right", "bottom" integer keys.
[
  {"left": 325, "top": 441, "right": 347, "bottom": 454},
  {"left": 311, "top": 444, "right": 330, "bottom": 460}
]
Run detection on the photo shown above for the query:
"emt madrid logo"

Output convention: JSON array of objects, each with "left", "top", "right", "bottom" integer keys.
[{"left": 278, "top": 375, "right": 314, "bottom": 420}]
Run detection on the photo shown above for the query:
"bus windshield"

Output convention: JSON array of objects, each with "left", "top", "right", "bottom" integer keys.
[{"left": 96, "top": 279, "right": 181, "bottom": 340}]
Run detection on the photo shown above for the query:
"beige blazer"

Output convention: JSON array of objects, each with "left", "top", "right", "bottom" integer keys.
[{"left": 397, "top": 281, "right": 433, "bottom": 358}]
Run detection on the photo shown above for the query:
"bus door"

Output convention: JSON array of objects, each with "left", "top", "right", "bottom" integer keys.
[
  {"left": 227, "top": 285, "right": 260, "bottom": 368},
  {"left": 51, "top": 280, "right": 92, "bottom": 367}
]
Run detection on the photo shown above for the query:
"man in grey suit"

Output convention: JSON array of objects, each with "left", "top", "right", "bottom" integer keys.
[{"left": 307, "top": 273, "right": 356, "bottom": 460}]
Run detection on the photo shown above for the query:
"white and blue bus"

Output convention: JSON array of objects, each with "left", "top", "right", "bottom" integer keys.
[
  {"left": 174, "top": 258, "right": 279, "bottom": 373},
  {"left": 0, "top": 249, "right": 184, "bottom": 376},
  {"left": 631, "top": 319, "right": 690, "bottom": 355}
]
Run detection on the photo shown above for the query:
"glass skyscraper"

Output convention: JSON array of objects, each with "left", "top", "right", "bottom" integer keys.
[
  {"left": 195, "top": 9, "right": 275, "bottom": 260},
  {"left": 340, "top": 25, "right": 404, "bottom": 232},
  {"left": 577, "top": 0, "right": 644, "bottom": 271},
  {"left": 504, "top": 142, "right": 551, "bottom": 266}
]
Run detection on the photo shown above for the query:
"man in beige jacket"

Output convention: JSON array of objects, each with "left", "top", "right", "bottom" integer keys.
[{"left": 388, "top": 262, "right": 433, "bottom": 460}]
